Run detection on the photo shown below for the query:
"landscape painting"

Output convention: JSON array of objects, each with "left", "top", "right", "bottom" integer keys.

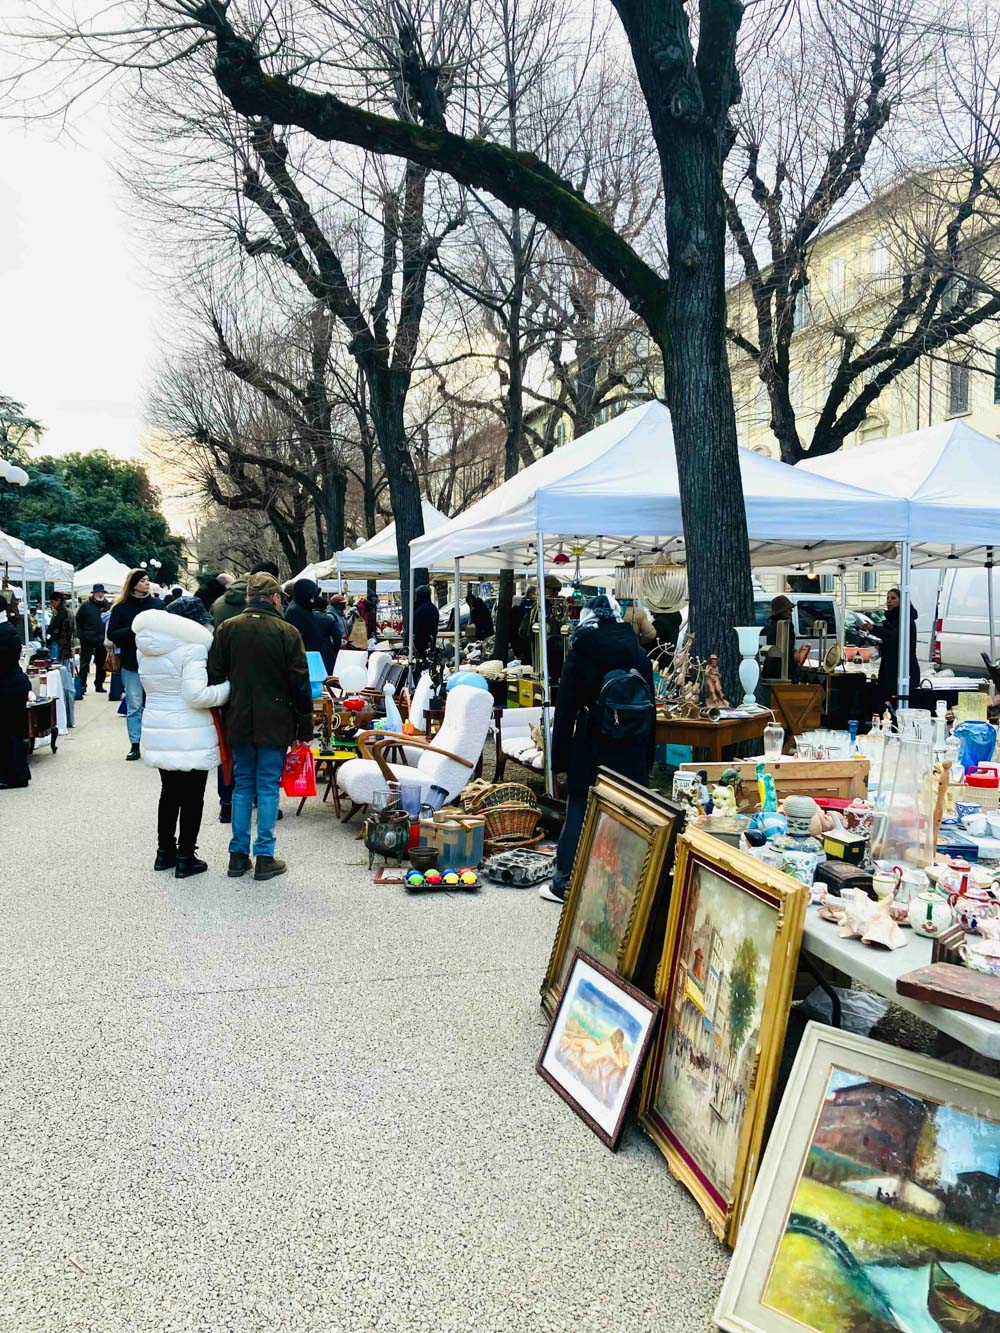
[
  {"left": 555, "top": 808, "right": 648, "bottom": 991},
  {"left": 762, "top": 1067, "right": 1000, "bottom": 1333},
  {"left": 652, "top": 860, "right": 779, "bottom": 1203},
  {"left": 537, "top": 951, "right": 658, "bottom": 1150}
]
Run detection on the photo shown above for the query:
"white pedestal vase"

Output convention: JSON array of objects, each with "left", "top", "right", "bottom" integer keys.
[{"left": 734, "top": 626, "right": 762, "bottom": 709}]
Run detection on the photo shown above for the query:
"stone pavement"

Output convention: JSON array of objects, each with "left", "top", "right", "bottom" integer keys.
[{"left": 0, "top": 694, "right": 730, "bottom": 1333}]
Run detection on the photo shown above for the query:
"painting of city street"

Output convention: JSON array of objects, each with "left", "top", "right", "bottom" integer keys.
[
  {"left": 650, "top": 860, "right": 780, "bottom": 1204},
  {"left": 762, "top": 1068, "right": 1000, "bottom": 1333}
]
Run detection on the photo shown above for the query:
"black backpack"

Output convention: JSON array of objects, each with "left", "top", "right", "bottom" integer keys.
[{"left": 595, "top": 668, "right": 655, "bottom": 741}]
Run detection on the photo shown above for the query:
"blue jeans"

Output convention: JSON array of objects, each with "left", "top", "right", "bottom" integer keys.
[
  {"left": 59, "top": 662, "right": 75, "bottom": 729},
  {"left": 230, "top": 745, "right": 286, "bottom": 858},
  {"left": 121, "top": 668, "right": 144, "bottom": 744},
  {"left": 552, "top": 791, "right": 588, "bottom": 895}
]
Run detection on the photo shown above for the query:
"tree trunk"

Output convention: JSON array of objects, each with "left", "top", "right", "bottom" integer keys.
[
  {"left": 494, "top": 252, "right": 527, "bottom": 662},
  {"left": 366, "top": 369, "right": 427, "bottom": 633},
  {"left": 319, "top": 466, "right": 347, "bottom": 557},
  {"left": 616, "top": 3, "right": 754, "bottom": 695}
]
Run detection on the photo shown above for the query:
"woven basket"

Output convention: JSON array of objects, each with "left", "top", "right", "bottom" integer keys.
[
  {"left": 460, "top": 779, "right": 494, "bottom": 812},
  {"left": 485, "top": 831, "right": 545, "bottom": 857},
  {"left": 471, "top": 782, "right": 540, "bottom": 812},
  {"left": 483, "top": 802, "right": 540, "bottom": 844}
]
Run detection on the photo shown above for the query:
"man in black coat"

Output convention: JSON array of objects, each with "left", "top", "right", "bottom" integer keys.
[
  {"left": 412, "top": 584, "right": 440, "bottom": 659},
  {"left": 871, "top": 587, "right": 920, "bottom": 705},
  {"left": 543, "top": 595, "right": 655, "bottom": 902},
  {"left": 285, "top": 578, "right": 340, "bottom": 673},
  {"left": 75, "top": 583, "right": 110, "bottom": 693},
  {"left": 465, "top": 591, "right": 494, "bottom": 641}
]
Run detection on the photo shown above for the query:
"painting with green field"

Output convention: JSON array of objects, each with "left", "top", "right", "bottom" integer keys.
[
  {"left": 763, "top": 1067, "right": 1000, "bottom": 1332},
  {"left": 556, "top": 809, "right": 646, "bottom": 990}
]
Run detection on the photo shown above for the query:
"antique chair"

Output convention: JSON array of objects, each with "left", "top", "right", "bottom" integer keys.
[{"left": 336, "top": 685, "right": 494, "bottom": 822}]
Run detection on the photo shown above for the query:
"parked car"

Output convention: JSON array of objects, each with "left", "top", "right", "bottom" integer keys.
[{"left": 928, "top": 569, "right": 999, "bottom": 674}]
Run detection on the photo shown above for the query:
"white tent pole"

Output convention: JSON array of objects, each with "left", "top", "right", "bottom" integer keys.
[
  {"left": 21, "top": 579, "right": 29, "bottom": 645},
  {"left": 40, "top": 574, "right": 46, "bottom": 644},
  {"left": 897, "top": 539, "right": 912, "bottom": 707},
  {"left": 408, "top": 560, "right": 416, "bottom": 658},
  {"left": 988, "top": 545, "right": 996, "bottom": 661},
  {"left": 536, "top": 531, "right": 554, "bottom": 797},
  {"left": 453, "top": 559, "right": 461, "bottom": 668}
]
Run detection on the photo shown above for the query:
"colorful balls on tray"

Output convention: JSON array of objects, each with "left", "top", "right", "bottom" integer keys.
[
  {"left": 405, "top": 869, "right": 425, "bottom": 888},
  {"left": 424, "top": 869, "right": 443, "bottom": 886},
  {"left": 442, "top": 869, "right": 460, "bottom": 886},
  {"left": 459, "top": 869, "right": 478, "bottom": 886}
]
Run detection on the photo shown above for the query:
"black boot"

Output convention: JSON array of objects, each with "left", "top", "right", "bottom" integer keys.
[
  {"left": 228, "top": 852, "right": 253, "bottom": 878},
  {"left": 219, "top": 803, "right": 232, "bottom": 824},
  {"left": 154, "top": 847, "right": 176, "bottom": 871},
  {"left": 175, "top": 852, "right": 208, "bottom": 879},
  {"left": 126, "top": 742, "right": 141, "bottom": 761},
  {"left": 254, "top": 855, "right": 287, "bottom": 881}
]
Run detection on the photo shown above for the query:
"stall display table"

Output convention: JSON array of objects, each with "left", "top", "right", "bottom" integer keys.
[
  {"left": 24, "top": 699, "right": 58, "bottom": 753},
  {"left": 294, "top": 749, "right": 356, "bottom": 818},
  {"left": 655, "top": 713, "right": 771, "bottom": 762},
  {"left": 802, "top": 906, "right": 1000, "bottom": 1060},
  {"left": 680, "top": 756, "right": 869, "bottom": 802}
]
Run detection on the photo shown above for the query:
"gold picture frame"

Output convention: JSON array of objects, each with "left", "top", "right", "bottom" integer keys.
[
  {"left": 638, "top": 827, "right": 807, "bottom": 1247},
  {"left": 540, "top": 771, "right": 682, "bottom": 1020}
]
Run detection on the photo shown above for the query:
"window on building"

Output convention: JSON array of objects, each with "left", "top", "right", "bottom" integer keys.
[
  {"left": 861, "top": 569, "right": 878, "bottom": 593},
  {"left": 828, "top": 257, "right": 846, "bottom": 302},
  {"left": 948, "top": 362, "right": 970, "bottom": 416},
  {"left": 821, "top": 574, "right": 836, "bottom": 593},
  {"left": 871, "top": 238, "right": 890, "bottom": 276}
]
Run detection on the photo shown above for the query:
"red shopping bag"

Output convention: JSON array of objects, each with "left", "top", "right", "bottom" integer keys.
[{"left": 282, "top": 743, "right": 317, "bottom": 799}]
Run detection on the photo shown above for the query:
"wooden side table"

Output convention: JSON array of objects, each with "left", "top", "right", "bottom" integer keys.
[{"left": 654, "top": 713, "right": 770, "bottom": 762}]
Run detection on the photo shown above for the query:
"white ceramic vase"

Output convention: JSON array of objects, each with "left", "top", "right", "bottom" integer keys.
[{"left": 734, "top": 625, "right": 762, "bottom": 708}]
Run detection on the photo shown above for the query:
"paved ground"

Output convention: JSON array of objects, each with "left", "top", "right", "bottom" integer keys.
[{"left": 0, "top": 694, "right": 730, "bottom": 1333}]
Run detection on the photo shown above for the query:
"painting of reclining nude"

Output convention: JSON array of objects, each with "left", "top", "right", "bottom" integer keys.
[{"left": 716, "top": 1024, "right": 1000, "bottom": 1333}]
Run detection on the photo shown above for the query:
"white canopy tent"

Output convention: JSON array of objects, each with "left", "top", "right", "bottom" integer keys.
[
  {"left": 74, "top": 552, "right": 133, "bottom": 594},
  {"left": 0, "top": 528, "right": 75, "bottom": 641},
  {"left": 800, "top": 421, "right": 1000, "bottom": 694},
  {"left": 410, "top": 401, "right": 912, "bottom": 787},
  {"left": 314, "top": 500, "right": 451, "bottom": 580}
]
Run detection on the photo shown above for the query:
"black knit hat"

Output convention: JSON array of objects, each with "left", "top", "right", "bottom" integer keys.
[{"left": 166, "top": 595, "right": 212, "bottom": 627}]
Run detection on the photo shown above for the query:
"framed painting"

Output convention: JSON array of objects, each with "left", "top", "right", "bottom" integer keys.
[
  {"left": 716, "top": 1023, "right": 1000, "bottom": 1333},
  {"left": 637, "top": 827, "right": 807, "bottom": 1247},
  {"left": 540, "top": 771, "right": 682, "bottom": 1019},
  {"left": 537, "top": 950, "right": 659, "bottom": 1151}
]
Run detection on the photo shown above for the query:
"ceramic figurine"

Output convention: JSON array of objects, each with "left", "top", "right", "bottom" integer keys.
[
  {"left": 756, "top": 761, "right": 778, "bottom": 814},
  {"left": 771, "top": 793, "right": 824, "bottom": 856},
  {"left": 711, "top": 782, "right": 738, "bottom": 817},
  {"left": 703, "top": 654, "right": 729, "bottom": 711}
]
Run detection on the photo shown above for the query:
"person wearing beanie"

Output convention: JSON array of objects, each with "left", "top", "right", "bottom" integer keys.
[
  {"left": 135, "top": 597, "right": 231, "bottom": 878},
  {"left": 412, "top": 583, "right": 440, "bottom": 659},
  {"left": 212, "top": 559, "right": 281, "bottom": 627},
  {"left": 208, "top": 571, "right": 313, "bottom": 881}
]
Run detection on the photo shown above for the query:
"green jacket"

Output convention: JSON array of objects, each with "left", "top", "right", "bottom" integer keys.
[
  {"left": 212, "top": 576, "right": 248, "bottom": 627},
  {"left": 208, "top": 601, "right": 313, "bottom": 750}
]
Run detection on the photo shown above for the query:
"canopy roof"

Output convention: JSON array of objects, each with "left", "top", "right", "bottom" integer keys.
[
  {"left": 0, "top": 528, "right": 74, "bottom": 584},
  {"left": 410, "top": 401, "right": 908, "bottom": 571},
  {"left": 74, "top": 552, "right": 133, "bottom": 593},
  {"left": 798, "top": 421, "right": 1000, "bottom": 566}
]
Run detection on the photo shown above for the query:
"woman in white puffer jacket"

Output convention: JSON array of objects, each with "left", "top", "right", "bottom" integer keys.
[{"left": 135, "top": 598, "right": 230, "bottom": 879}]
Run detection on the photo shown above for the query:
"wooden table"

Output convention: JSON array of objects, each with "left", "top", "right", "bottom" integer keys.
[
  {"left": 294, "top": 750, "right": 355, "bottom": 818},
  {"left": 802, "top": 905, "right": 999, "bottom": 1060},
  {"left": 655, "top": 712, "right": 771, "bottom": 762}
]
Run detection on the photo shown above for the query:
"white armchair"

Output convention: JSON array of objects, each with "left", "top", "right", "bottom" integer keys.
[
  {"left": 366, "top": 650, "right": 392, "bottom": 691},
  {"left": 494, "top": 706, "right": 548, "bottom": 782},
  {"left": 337, "top": 684, "right": 494, "bottom": 820}
]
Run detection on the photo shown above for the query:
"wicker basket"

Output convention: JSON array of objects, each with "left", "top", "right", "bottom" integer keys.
[
  {"left": 483, "top": 802, "right": 540, "bottom": 845},
  {"left": 471, "top": 782, "right": 540, "bottom": 813},
  {"left": 485, "top": 831, "right": 545, "bottom": 857}
]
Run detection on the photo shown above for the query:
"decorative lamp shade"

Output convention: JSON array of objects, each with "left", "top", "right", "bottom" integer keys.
[
  {"left": 446, "top": 671, "right": 489, "bottom": 692},
  {"left": 552, "top": 552, "right": 570, "bottom": 565},
  {"left": 339, "top": 663, "right": 367, "bottom": 693},
  {"left": 641, "top": 562, "right": 688, "bottom": 613}
]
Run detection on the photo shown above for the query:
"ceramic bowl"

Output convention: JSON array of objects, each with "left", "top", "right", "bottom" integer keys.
[
  {"left": 408, "top": 847, "right": 439, "bottom": 872},
  {"left": 961, "top": 938, "right": 1000, "bottom": 976},
  {"left": 988, "top": 814, "right": 1000, "bottom": 839}
]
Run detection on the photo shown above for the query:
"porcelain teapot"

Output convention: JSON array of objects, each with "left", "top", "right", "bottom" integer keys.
[
  {"left": 960, "top": 936, "right": 1000, "bottom": 976},
  {"left": 949, "top": 880, "right": 1000, "bottom": 933},
  {"left": 907, "top": 892, "right": 954, "bottom": 938}
]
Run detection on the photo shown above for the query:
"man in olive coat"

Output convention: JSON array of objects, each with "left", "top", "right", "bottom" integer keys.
[{"left": 208, "top": 572, "right": 313, "bottom": 881}]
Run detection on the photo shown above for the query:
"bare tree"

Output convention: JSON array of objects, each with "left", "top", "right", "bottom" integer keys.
[
  {"left": 725, "top": 0, "right": 1000, "bottom": 463},
  {"left": 12, "top": 0, "right": 757, "bottom": 687}
]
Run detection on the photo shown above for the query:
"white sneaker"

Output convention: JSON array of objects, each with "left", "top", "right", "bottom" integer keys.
[{"left": 538, "top": 881, "right": 566, "bottom": 903}]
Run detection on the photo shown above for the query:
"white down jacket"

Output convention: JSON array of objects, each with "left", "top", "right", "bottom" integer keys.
[{"left": 134, "top": 610, "right": 230, "bottom": 771}]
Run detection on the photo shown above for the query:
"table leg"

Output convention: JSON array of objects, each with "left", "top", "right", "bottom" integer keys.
[
  {"left": 295, "top": 796, "right": 308, "bottom": 817},
  {"left": 800, "top": 954, "right": 842, "bottom": 1028}
]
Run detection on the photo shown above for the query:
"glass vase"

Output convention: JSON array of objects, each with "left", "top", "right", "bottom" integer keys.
[{"left": 870, "top": 735, "right": 936, "bottom": 871}]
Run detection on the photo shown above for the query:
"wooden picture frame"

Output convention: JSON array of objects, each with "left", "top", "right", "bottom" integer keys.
[
  {"left": 638, "top": 828, "right": 808, "bottom": 1247},
  {"left": 537, "top": 950, "right": 659, "bottom": 1151},
  {"left": 716, "top": 1023, "right": 1000, "bottom": 1332},
  {"left": 540, "top": 771, "right": 682, "bottom": 1019}
]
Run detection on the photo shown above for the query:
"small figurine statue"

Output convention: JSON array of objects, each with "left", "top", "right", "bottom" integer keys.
[
  {"left": 756, "top": 761, "right": 778, "bottom": 814},
  {"left": 703, "top": 654, "right": 729, "bottom": 711},
  {"left": 711, "top": 782, "right": 738, "bottom": 817}
]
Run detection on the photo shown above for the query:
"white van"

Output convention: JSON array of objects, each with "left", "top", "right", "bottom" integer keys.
[
  {"left": 751, "top": 593, "right": 845, "bottom": 660},
  {"left": 928, "top": 569, "right": 998, "bottom": 674}
]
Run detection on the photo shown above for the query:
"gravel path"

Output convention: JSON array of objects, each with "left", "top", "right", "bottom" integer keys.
[{"left": 0, "top": 695, "right": 729, "bottom": 1333}]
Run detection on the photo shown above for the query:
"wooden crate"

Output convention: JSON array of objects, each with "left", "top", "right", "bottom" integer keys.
[{"left": 679, "top": 757, "right": 870, "bottom": 804}]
